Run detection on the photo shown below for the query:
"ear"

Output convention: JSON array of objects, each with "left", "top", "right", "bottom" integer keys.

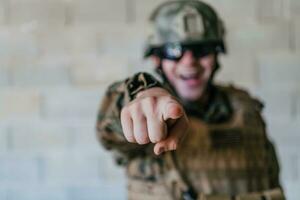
[{"left": 150, "top": 55, "right": 161, "bottom": 68}]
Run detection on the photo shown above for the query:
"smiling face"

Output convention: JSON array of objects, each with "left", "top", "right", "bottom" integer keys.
[{"left": 158, "top": 51, "right": 216, "bottom": 101}]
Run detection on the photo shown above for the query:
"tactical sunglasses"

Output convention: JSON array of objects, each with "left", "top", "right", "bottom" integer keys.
[{"left": 146, "top": 42, "right": 225, "bottom": 61}]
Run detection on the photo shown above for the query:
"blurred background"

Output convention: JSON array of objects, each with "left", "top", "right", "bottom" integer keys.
[{"left": 0, "top": 0, "right": 299, "bottom": 199}]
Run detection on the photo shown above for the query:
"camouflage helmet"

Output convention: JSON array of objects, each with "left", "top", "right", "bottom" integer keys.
[{"left": 144, "top": 0, "right": 226, "bottom": 57}]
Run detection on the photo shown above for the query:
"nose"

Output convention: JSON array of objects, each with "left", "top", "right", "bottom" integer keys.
[{"left": 180, "top": 50, "right": 197, "bottom": 67}]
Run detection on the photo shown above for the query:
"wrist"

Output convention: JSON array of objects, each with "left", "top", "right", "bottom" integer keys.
[
  {"left": 127, "top": 72, "right": 162, "bottom": 101},
  {"left": 136, "top": 87, "right": 170, "bottom": 99}
]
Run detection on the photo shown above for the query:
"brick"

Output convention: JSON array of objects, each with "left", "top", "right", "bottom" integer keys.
[
  {"left": 10, "top": 122, "right": 71, "bottom": 153},
  {"left": 0, "top": 89, "right": 40, "bottom": 120},
  {"left": 297, "top": 93, "right": 300, "bottom": 120},
  {"left": 216, "top": 54, "right": 258, "bottom": 89},
  {"left": 66, "top": 185, "right": 126, "bottom": 200},
  {"left": 267, "top": 119, "right": 300, "bottom": 181},
  {"left": 0, "top": 156, "right": 40, "bottom": 184},
  {"left": 258, "top": 51, "right": 300, "bottom": 88},
  {"left": 265, "top": 119, "right": 300, "bottom": 182},
  {"left": 42, "top": 88, "right": 104, "bottom": 121},
  {"left": 70, "top": 0, "right": 127, "bottom": 25},
  {"left": 0, "top": 28, "right": 39, "bottom": 64},
  {"left": 128, "top": 58, "right": 157, "bottom": 77},
  {"left": 12, "top": 67, "right": 70, "bottom": 87},
  {"left": 133, "top": 0, "right": 169, "bottom": 23},
  {"left": 68, "top": 123, "right": 105, "bottom": 153},
  {"left": 0, "top": 189, "right": 6, "bottom": 200},
  {"left": 205, "top": 0, "right": 258, "bottom": 23},
  {"left": 0, "top": 0, "right": 7, "bottom": 25},
  {"left": 276, "top": 148, "right": 299, "bottom": 181},
  {"left": 101, "top": 30, "right": 146, "bottom": 59},
  {"left": 227, "top": 21, "right": 290, "bottom": 54},
  {"left": 267, "top": 119, "right": 300, "bottom": 146},
  {"left": 0, "top": 125, "right": 8, "bottom": 153},
  {"left": 100, "top": 155, "right": 126, "bottom": 183},
  {"left": 290, "top": 0, "right": 300, "bottom": 18},
  {"left": 257, "top": 0, "right": 288, "bottom": 21},
  {"left": 0, "top": 68, "right": 10, "bottom": 86},
  {"left": 64, "top": 27, "right": 102, "bottom": 55},
  {"left": 9, "top": 0, "right": 66, "bottom": 26},
  {"left": 255, "top": 88, "right": 295, "bottom": 119},
  {"left": 295, "top": 21, "right": 300, "bottom": 51},
  {"left": 6, "top": 186, "right": 67, "bottom": 200},
  {"left": 282, "top": 181, "right": 300, "bottom": 200},
  {"left": 43, "top": 152, "right": 101, "bottom": 186},
  {"left": 0, "top": 54, "right": 10, "bottom": 69},
  {"left": 71, "top": 54, "right": 129, "bottom": 86},
  {"left": 36, "top": 55, "right": 72, "bottom": 69},
  {"left": 0, "top": 29, "right": 15, "bottom": 59},
  {"left": 35, "top": 28, "right": 70, "bottom": 58},
  {"left": 134, "top": 0, "right": 258, "bottom": 24}
]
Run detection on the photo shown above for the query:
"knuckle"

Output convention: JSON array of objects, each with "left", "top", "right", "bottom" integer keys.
[
  {"left": 143, "top": 97, "right": 158, "bottom": 113},
  {"left": 162, "top": 95, "right": 175, "bottom": 102},
  {"left": 120, "top": 107, "right": 129, "bottom": 118},
  {"left": 129, "top": 103, "right": 141, "bottom": 114},
  {"left": 145, "top": 96, "right": 157, "bottom": 105},
  {"left": 136, "top": 134, "right": 150, "bottom": 145},
  {"left": 169, "top": 141, "right": 178, "bottom": 150},
  {"left": 125, "top": 134, "right": 135, "bottom": 143},
  {"left": 149, "top": 132, "right": 164, "bottom": 143}
]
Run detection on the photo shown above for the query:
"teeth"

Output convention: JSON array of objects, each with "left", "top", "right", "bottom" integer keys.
[{"left": 180, "top": 73, "right": 198, "bottom": 80}]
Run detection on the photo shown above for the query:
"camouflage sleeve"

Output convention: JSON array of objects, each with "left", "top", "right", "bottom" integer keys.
[{"left": 96, "top": 72, "right": 162, "bottom": 166}]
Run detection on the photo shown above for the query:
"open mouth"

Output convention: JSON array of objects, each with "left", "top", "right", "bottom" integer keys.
[
  {"left": 179, "top": 72, "right": 200, "bottom": 80},
  {"left": 178, "top": 72, "right": 202, "bottom": 87}
]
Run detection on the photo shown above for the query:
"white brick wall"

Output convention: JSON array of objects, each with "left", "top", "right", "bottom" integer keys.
[
  {"left": 70, "top": 0, "right": 128, "bottom": 25},
  {"left": 10, "top": 122, "right": 71, "bottom": 154},
  {"left": 41, "top": 88, "right": 104, "bottom": 121},
  {"left": 216, "top": 53, "right": 257, "bottom": 88},
  {"left": 0, "top": 68, "right": 10, "bottom": 86},
  {"left": 70, "top": 54, "right": 129, "bottom": 86},
  {"left": 257, "top": 0, "right": 287, "bottom": 21},
  {"left": 0, "top": 125, "right": 8, "bottom": 153},
  {"left": 295, "top": 21, "right": 300, "bottom": 51},
  {"left": 0, "top": 89, "right": 40, "bottom": 120},
  {"left": 296, "top": 92, "right": 300, "bottom": 120},
  {"left": 7, "top": 187, "right": 66, "bottom": 200},
  {"left": 290, "top": 0, "right": 300, "bottom": 18},
  {"left": 227, "top": 21, "right": 291, "bottom": 54},
  {"left": 205, "top": 0, "right": 258, "bottom": 24},
  {"left": 43, "top": 152, "right": 101, "bottom": 186},
  {"left": 9, "top": 0, "right": 66, "bottom": 26},
  {"left": 0, "top": 0, "right": 299, "bottom": 199},
  {"left": 0, "top": 0, "right": 6, "bottom": 25},
  {"left": 0, "top": 28, "right": 39, "bottom": 65},
  {"left": 0, "top": 155, "right": 40, "bottom": 185},
  {"left": 12, "top": 67, "right": 71, "bottom": 87},
  {"left": 257, "top": 88, "right": 296, "bottom": 120},
  {"left": 258, "top": 51, "right": 300, "bottom": 88}
]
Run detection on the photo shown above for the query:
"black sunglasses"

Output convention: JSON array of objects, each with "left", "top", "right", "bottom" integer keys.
[{"left": 146, "top": 42, "right": 225, "bottom": 61}]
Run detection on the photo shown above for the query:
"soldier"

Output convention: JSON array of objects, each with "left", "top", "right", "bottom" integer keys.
[{"left": 96, "top": 0, "right": 286, "bottom": 199}]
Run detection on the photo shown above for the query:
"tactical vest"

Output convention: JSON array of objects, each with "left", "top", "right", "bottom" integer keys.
[{"left": 126, "top": 86, "right": 285, "bottom": 200}]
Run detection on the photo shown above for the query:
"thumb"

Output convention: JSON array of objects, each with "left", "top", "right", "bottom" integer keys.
[{"left": 162, "top": 101, "right": 183, "bottom": 121}]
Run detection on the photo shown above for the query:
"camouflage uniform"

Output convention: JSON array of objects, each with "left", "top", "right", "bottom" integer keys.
[
  {"left": 96, "top": 1, "right": 285, "bottom": 199},
  {"left": 96, "top": 73, "right": 285, "bottom": 200}
]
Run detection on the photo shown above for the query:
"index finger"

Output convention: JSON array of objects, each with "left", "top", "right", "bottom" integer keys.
[{"left": 154, "top": 113, "right": 189, "bottom": 155}]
